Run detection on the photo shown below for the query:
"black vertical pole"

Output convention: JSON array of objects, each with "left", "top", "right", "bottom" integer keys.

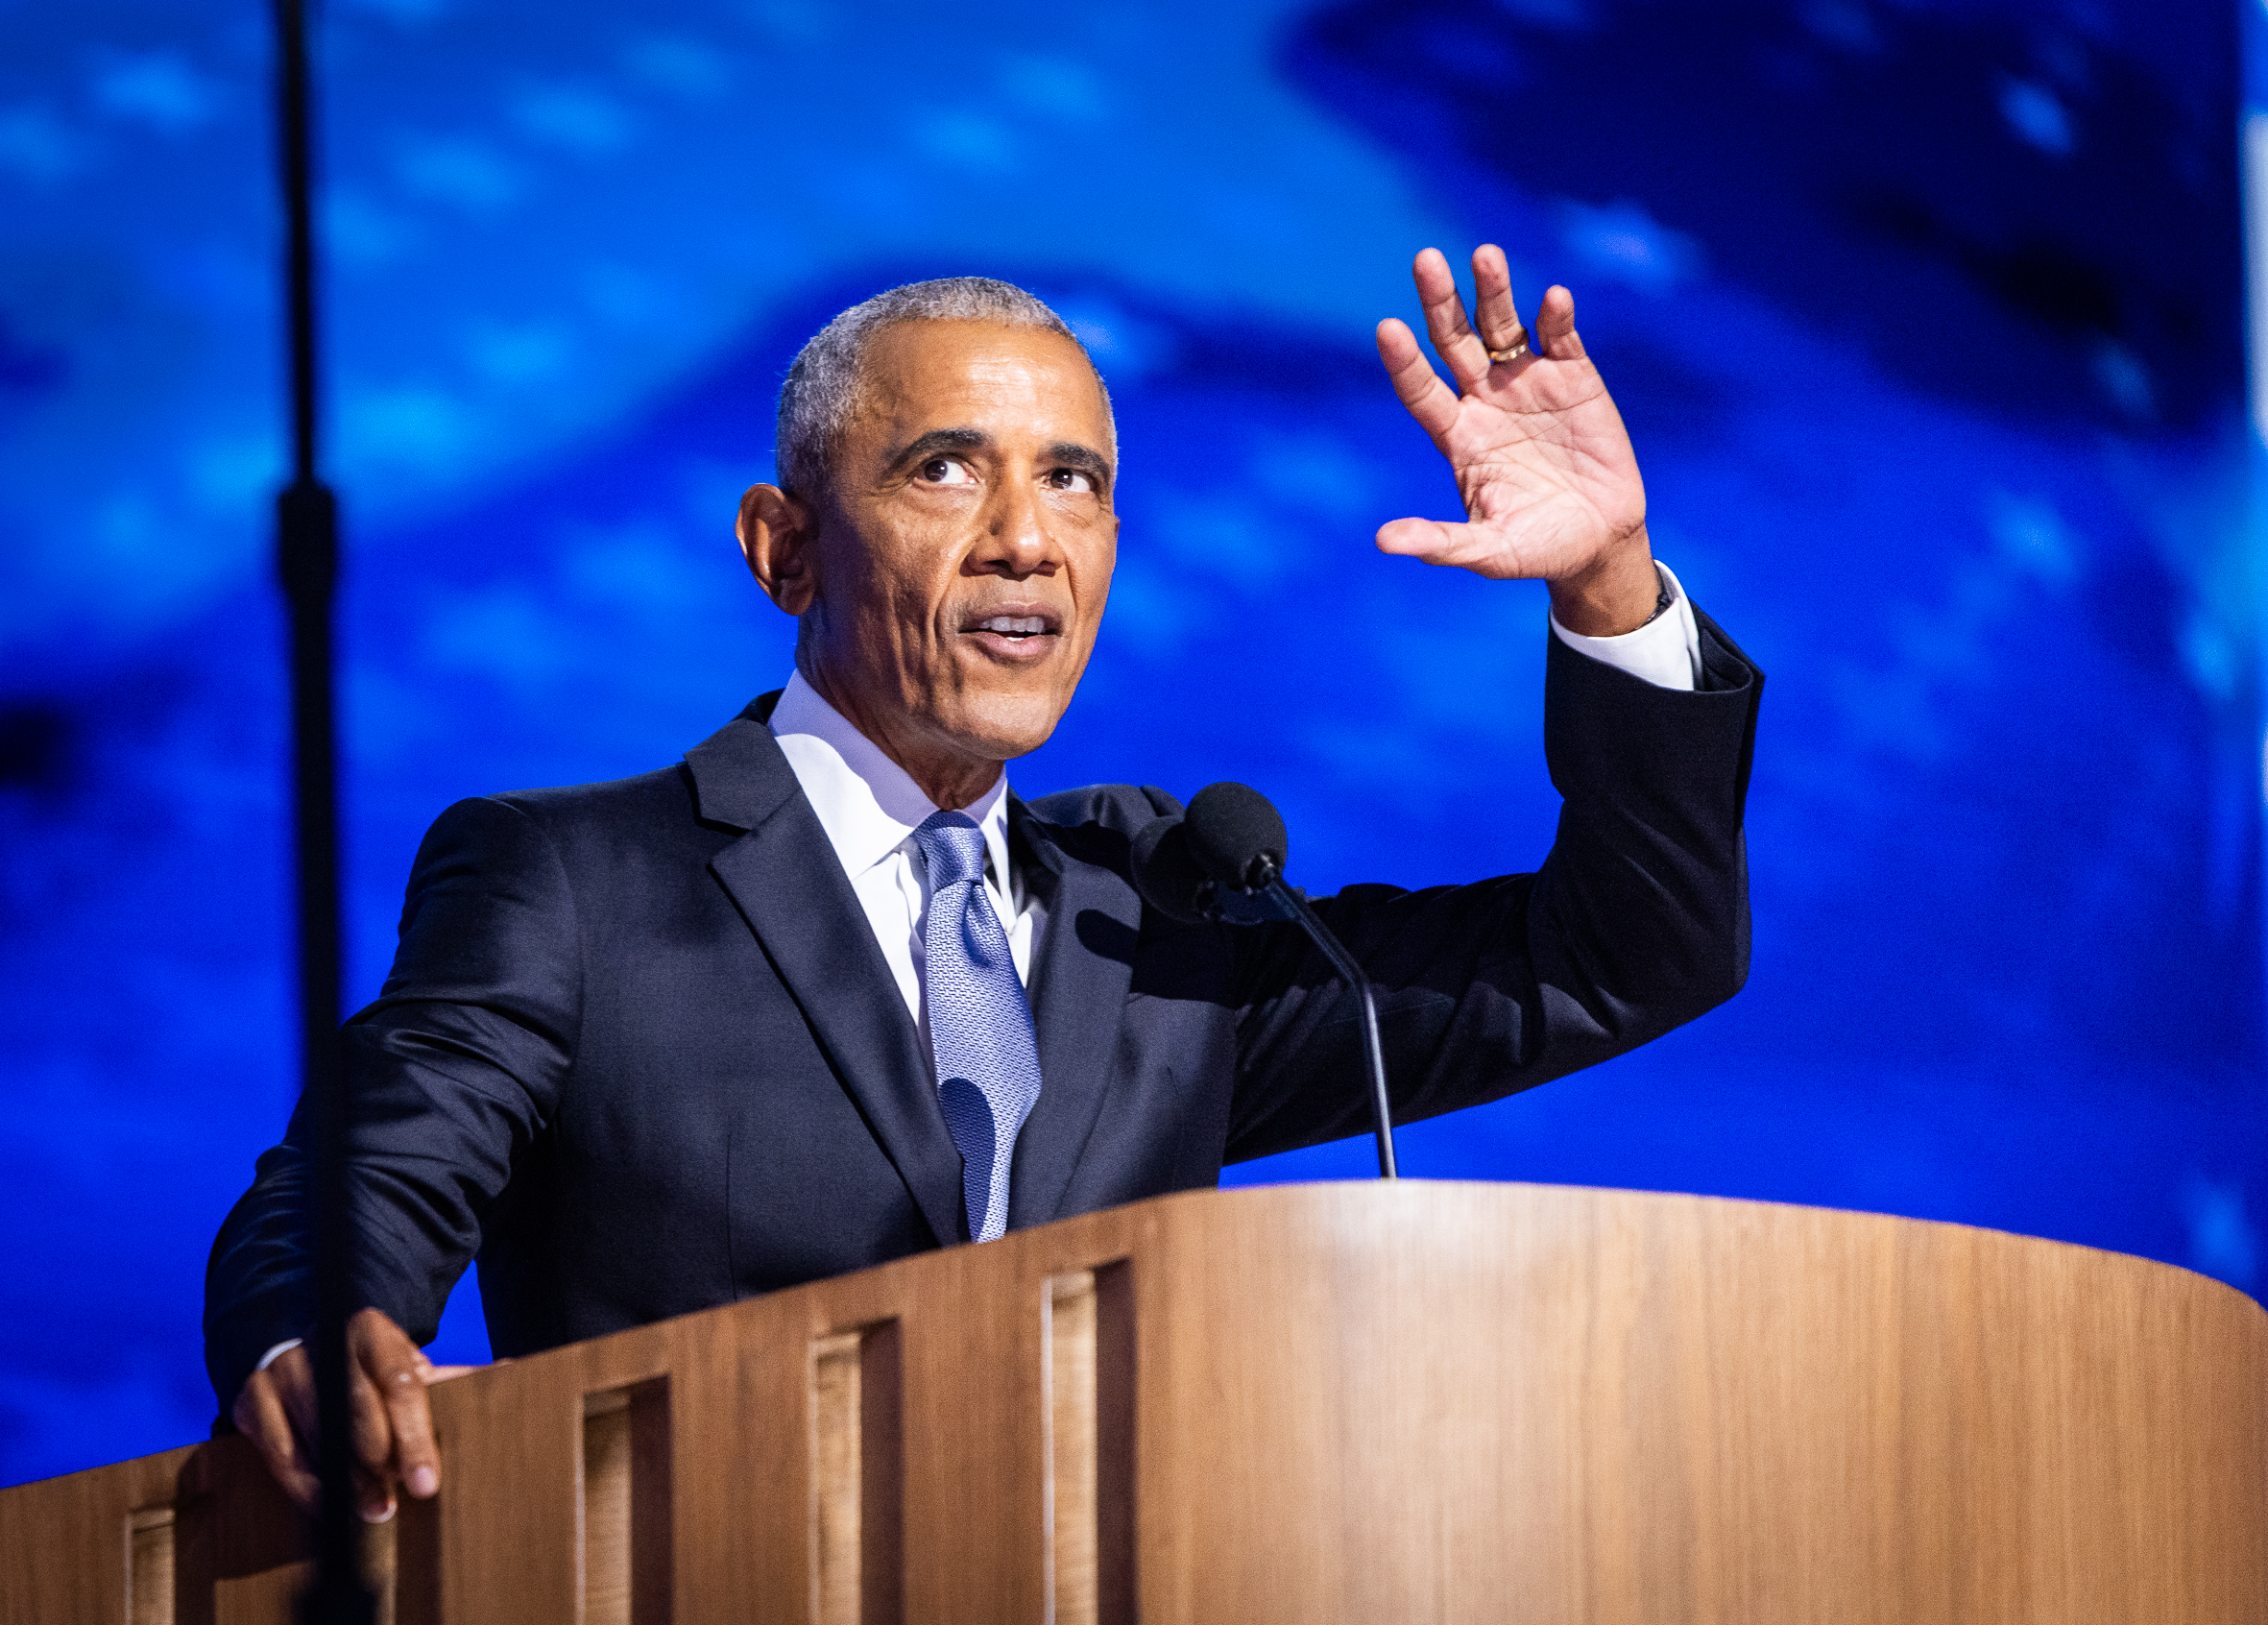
[{"left": 273, "top": 1, "right": 370, "bottom": 1621}]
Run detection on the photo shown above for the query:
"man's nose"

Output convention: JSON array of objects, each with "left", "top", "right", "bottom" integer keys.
[{"left": 977, "top": 476, "right": 1056, "bottom": 576}]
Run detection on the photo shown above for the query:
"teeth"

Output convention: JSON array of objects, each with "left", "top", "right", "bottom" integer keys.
[{"left": 976, "top": 616, "right": 1049, "bottom": 636}]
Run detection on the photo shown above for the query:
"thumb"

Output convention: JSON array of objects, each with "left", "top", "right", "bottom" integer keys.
[{"left": 1376, "top": 516, "right": 1521, "bottom": 575}]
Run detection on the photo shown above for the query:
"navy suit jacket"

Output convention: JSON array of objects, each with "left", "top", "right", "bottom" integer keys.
[{"left": 205, "top": 617, "right": 1761, "bottom": 1408}]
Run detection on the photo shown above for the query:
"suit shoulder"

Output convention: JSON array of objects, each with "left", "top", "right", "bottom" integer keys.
[
  {"left": 421, "top": 764, "right": 700, "bottom": 857},
  {"left": 1020, "top": 782, "right": 1176, "bottom": 840},
  {"left": 486, "top": 763, "right": 694, "bottom": 824}
]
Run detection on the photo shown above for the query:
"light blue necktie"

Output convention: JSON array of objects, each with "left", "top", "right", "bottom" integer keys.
[{"left": 912, "top": 811, "right": 1044, "bottom": 1243}]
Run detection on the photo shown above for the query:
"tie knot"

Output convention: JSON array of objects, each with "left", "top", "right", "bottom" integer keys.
[{"left": 913, "top": 811, "right": 987, "bottom": 888}]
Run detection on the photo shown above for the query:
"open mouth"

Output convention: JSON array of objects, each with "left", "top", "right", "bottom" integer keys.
[{"left": 961, "top": 610, "right": 1062, "bottom": 654}]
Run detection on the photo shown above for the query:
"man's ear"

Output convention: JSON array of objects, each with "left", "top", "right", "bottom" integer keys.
[{"left": 737, "top": 484, "right": 818, "bottom": 616}]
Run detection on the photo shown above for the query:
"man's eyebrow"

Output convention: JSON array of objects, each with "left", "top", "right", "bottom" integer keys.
[
  {"left": 1047, "top": 442, "right": 1113, "bottom": 487},
  {"left": 885, "top": 426, "right": 990, "bottom": 471}
]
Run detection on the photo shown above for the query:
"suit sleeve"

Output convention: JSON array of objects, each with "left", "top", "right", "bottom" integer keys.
[
  {"left": 1223, "top": 609, "right": 1761, "bottom": 1161},
  {"left": 202, "top": 794, "right": 583, "bottom": 1410}
]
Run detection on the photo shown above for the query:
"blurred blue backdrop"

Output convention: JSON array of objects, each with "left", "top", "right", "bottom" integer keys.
[{"left": 2, "top": 0, "right": 2261, "bottom": 1489}]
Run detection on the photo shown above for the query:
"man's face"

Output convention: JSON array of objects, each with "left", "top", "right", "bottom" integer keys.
[{"left": 753, "top": 319, "right": 1118, "bottom": 788}]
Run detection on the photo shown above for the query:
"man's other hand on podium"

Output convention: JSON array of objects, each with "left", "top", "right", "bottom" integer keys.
[{"left": 231, "top": 1307, "right": 474, "bottom": 1522}]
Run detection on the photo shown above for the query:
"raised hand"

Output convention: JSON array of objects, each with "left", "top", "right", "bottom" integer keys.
[{"left": 1376, "top": 245, "right": 1660, "bottom": 636}]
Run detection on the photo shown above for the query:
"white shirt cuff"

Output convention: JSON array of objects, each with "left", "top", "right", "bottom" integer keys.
[
  {"left": 253, "top": 1337, "right": 303, "bottom": 1374},
  {"left": 1548, "top": 561, "right": 1701, "bottom": 691}
]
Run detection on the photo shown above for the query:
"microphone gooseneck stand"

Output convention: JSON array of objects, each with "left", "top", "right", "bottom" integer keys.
[
  {"left": 1225, "top": 856, "right": 1400, "bottom": 1180},
  {"left": 273, "top": 1, "right": 370, "bottom": 1620},
  {"left": 1130, "top": 783, "right": 1404, "bottom": 1180}
]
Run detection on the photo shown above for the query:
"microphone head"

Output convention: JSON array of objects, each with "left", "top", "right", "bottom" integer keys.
[
  {"left": 1184, "top": 782, "right": 1288, "bottom": 893},
  {"left": 1129, "top": 814, "right": 1211, "bottom": 925}
]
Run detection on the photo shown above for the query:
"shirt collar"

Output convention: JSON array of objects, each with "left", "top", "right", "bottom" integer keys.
[{"left": 767, "top": 670, "right": 1015, "bottom": 888}]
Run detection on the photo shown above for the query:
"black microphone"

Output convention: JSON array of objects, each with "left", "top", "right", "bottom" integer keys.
[
  {"left": 1130, "top": 785, "right": 1399, "bottom": 1179},
  {"left": 1128, "top": 784, "right": 1287, "bottom": 925},
  {"left": 1182, "top": 781, "right": 1285, "bottom": 892}
]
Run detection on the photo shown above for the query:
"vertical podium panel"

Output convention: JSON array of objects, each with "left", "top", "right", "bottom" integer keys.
[{"left": 5, "top": 1182, "right": 2263, "bottom": 1624}]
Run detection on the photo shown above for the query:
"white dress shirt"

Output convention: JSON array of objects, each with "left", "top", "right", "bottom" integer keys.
[
  {"left": 769, "top": 672, "right": 1044, "bottom": 1026},
  {"left": 245, "top": 561, "right": 1699, "bottom": 1385}
]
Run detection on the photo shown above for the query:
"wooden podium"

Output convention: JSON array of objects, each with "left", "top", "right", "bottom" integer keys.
[{"left": 4, "top": 1181, "right": 2264, "bottom": 1624}]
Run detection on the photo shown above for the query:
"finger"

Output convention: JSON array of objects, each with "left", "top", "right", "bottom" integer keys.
[
  {"left": 379, "top": 1357, "right": 443, "bottom": 1500},
  {"left": 1410, "top": 248, "right": 1492, "bottom": 389},
  {"left": 233, "top": 1372, "right": 322, "bottom": 1512},
  {"left": 353, "top": 1462, "right": 397, "bottom": 1524},
  {"left": 346, "top": 1361, "right": 400, "bottom": 1521},
  {"left": 1375, "top": 319, "right": 1461, "bottom": 441},
  {"left": 1470, "top": 245, "right": 1527, "bottom": 356},
  {"left": 273, "top": 1347, "right": 322, "bottom": 1468},
  {"left": 1533, "top": 284, "right": 1586, "bottom": 362},
  {"left": 354, "top": 1308, "right": 448, "bottom": 1502}
]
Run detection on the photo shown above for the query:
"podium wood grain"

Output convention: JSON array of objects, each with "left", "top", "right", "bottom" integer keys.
[{"left": 3, "top": 1181, "right": 2262, "bottom": 1624}]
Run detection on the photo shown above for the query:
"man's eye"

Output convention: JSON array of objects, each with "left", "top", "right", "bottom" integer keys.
[
  {"left": 919, "top": 458, "right": 976, "bottom": 486},
  {"left": 1047, "top": 468, "right": 1096, "bottom": 493}
]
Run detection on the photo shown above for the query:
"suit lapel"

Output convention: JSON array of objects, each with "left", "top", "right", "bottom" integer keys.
[
  {"left": 1006, "top": 798, "right": 1143, "bottom": 1227},
  {"left": 686, "top": 702, "right": 968, "bottom": 1249}
]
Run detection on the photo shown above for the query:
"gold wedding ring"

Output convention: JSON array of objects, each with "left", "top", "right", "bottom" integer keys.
[{"left": 1487, "top": 336, "right": 1531, "bottom": 364}]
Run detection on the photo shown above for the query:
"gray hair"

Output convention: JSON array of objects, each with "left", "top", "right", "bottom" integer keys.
[{"left": 774, "top": 276, "right": 1114, "bottom": 501}]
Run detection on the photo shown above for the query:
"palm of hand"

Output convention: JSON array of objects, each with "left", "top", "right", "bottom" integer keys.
[
  {"left": 1375, "top": 249, "right": 1649, "bottom": 588},
  {"left": 1433, "top": 358, "right": 1646, "bottom": 582}
]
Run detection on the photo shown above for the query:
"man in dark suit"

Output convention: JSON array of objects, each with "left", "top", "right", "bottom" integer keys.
[{"left": 207, "top": 247, "right": 1761, "bottom": 1520}]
